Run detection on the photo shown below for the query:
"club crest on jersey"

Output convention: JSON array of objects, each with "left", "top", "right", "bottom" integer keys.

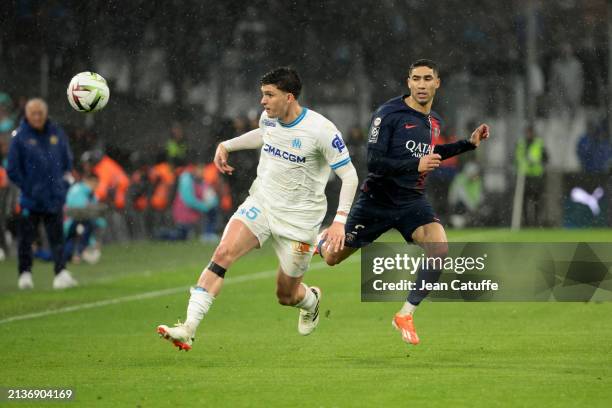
[
  {"left": 292, "top": 241, "right": 311, "bottom": 254},
  {"left": 292, "top": 138, "right": 302, "bottom": 149},
  {"left": 263, "top": 118, "right": 276, "bottom": 127},
  {"left": 369, "top": 126, "right": 379, "bottom": 143},
  {"left": 345, "top": 232, "right": 356, "bottom": 244},
  {"left": 331, "top": 134, "right": 346, "bottom": 153}
]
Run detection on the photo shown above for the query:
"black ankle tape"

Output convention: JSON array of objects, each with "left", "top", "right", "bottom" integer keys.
[{"left": 208, "top": 261, "right": 227, "bottom": 278}]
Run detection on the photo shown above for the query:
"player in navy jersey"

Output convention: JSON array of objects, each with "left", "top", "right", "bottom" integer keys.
[{"left": 317, "top": 59, "right": 490, "bottom": 345}]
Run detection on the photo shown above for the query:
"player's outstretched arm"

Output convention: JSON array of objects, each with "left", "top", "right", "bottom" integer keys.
[
  {"left": 324, "top": 162, "right": 358, "bottom": 252},
  {"left": 433, "top": 123, "right": 490, "bottom": 160},
  {"left": 215, "top": 128, "right": 265, "bottom": 175}
]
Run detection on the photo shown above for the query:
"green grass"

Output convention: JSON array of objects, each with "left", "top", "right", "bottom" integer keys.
[{"left": 0, "top": 229, "right": 611, "bottom": 407}]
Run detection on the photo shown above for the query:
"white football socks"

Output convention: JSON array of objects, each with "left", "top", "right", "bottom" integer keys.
[
  {"left": 398, "top": 301, "right": 417, "bottom": 316},
  {"left": 295, "top": 283, "right": 317, "bottom": 312},
  {"left": 185, "top": 287, "right": 215, "bottom": 333}
]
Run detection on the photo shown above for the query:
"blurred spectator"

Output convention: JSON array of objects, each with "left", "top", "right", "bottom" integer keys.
[
  {"left": 0, "top": 135, "right": 9, "bottom": 260},
  {"left": 0, "top": 93, "right": 12, "bottom": 107},
  {"left": 63, "top": 173, "right": 106, "bottom": 264},
  {"left": 576, "top": 120, "right": 611, "bottom": 174},
  {"left": 149, "top": 151, "right": 176, "bottom": 212},
  {"left": 0, "top": 94, "right": 15, "bottom": 133},
  {"left": 7, "top": 98, "right": 77, "bottom": 290},
  {"left": 515, "top": 126, "right": 548, "bottom": 226},
  {"left": 156, "top": 164, "right": 218, "bottom": 241},
  {"left": 166, "top": 123, "right": 188, "bottom": 167},
  {"left": 448, "top": 162, "right": 483, "bottom": 228},
  {"left": 82, "top": 150, "right": 130, "bottom": 210},
  {"left": 0, "top": 134, "right": 19, "bottom": 261},
  {"left": 202, "top": 162, "right": 233, "bottom": 241},
  {"left": 126, "top": 152, "right": 151, "bottom": 239},
  {"left": 549, "top": 43, "right": 584, "bottom": 116},
  {"left": 127, "top": 151, "right": 150, "bottom": 212}
]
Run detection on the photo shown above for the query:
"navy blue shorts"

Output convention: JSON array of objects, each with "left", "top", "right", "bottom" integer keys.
[{"left": 344, "top": 193, "right": 440, "bottom": 248}]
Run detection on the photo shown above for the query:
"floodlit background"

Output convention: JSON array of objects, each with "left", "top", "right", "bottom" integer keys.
[{"left": 0, "top": 0, "right": 609, "bottom": 243}]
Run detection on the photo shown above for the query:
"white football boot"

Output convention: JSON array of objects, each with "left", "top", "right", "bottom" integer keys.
[
  {"left": 82, "top": 247, "right": 101, "bottom": 264},
  {"left": 53, "top": 269, "right": 78, "bottom": 289},
  {"left": 18, "top": 272, "right": 34, "bottom": 290},
  {"left": 157, "top": 322, "right": 194, "bottom": 351},
  {"left": 298, "top": 287, "right": 322, "bottom": 336}
]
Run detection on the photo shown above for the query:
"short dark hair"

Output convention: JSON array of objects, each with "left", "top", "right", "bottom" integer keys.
[
  {"left": 260, "top": 67, "right": 302, "bottom": 99},
  {"left": 408, "top": 59, "right": 440, "bottom": 77}
]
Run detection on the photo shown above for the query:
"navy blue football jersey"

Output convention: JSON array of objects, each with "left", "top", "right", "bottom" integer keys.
[{"left": 363, "top": 95, "right": 474, "bottom": 206}]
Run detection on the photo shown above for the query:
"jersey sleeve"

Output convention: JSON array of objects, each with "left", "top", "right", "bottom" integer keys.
[
  {"left": 319, "top": 124, "right": 352, "bottom": 171},
  {"left": 367, "top": 114, "right": 393, "bottom": 153}
]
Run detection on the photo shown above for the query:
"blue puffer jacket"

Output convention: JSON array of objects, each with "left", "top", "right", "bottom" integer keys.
[{"left": 7, "top": 118, "right": 73, "bottom": 213}]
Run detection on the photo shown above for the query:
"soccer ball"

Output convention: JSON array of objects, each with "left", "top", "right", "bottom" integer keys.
[{"left": 67, "top": 72, "right": 110, "bottom": 113}]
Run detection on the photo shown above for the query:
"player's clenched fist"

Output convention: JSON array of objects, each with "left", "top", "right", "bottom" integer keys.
[
  {"left": 469, "top": 123, "right": 490, "bottom": 147},
  {"left": 214, "top": 144, "right": 235, "bottom": 175},
  {"left": 418, "top": 154, "right": 441, "bottom": 173}
]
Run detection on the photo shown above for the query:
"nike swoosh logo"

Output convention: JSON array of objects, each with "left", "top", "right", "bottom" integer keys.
[{"left": 405, "top": 124, "right": 418, "bottom": 129}]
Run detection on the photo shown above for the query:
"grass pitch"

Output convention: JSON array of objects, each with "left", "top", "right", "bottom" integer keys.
[{"left": 0, "top": 229, "right": 611, "bottom": 407}]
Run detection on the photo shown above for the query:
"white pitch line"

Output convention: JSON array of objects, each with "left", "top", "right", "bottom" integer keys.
[{"left": 0, "top": 257, "right": 357, "bottom": 325}]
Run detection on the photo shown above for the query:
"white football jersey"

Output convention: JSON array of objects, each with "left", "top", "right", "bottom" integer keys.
[{"left": 248, "top": 108, "right": 351, "bottom": 240}]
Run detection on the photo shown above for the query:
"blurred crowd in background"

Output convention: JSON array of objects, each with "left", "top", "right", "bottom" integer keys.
[{"left": 0, "top": 0, "right": 610, "bottom": 264}]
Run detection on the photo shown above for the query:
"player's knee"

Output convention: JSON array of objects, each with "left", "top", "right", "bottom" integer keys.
[{"left": 325, "top": 252, "right": 341, "bottom": 266}]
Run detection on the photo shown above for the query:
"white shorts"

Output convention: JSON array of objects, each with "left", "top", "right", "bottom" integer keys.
[{"left": 228, "top": 196, "right": 316, "bottom": 277}]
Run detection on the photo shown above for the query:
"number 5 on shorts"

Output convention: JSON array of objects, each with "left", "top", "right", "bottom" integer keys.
[{"left": 246, "top": 206, "right": 261, "bottom": 220}]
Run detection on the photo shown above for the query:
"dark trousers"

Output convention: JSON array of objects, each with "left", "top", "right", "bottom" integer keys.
[
  {"left": 18, "top": 210, "right": 66, "bottom": 275},
  {"left": 203, "top": 208, "right": 218, "bottom": 235},
  {"left": 63, "top": 220, "right": 95, "bottom": 262},
  {"left": 523, "top": 177, "right": 545, "bottom": 227}
]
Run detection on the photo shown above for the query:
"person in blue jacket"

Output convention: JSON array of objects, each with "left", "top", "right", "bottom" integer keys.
[{"left": 6, "top": 98, "right": 77, "bottom": 290}]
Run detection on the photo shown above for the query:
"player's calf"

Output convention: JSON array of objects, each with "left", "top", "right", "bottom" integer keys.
[
  {"left": 276, "top": 274, "right": 308, "bottom": 305},
  {"left": 276, "top": 288, "right": 300, "bottom": 306},
  {"left": 209, "top": 241, "right": 240, "bottom": 269},
  {"left": 323, "top": 245, "right": 356, "bottom": 266}
]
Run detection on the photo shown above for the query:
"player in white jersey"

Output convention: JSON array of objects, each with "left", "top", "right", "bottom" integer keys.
[{"left": 157, "top": 67, "right": 359, "bottom": 351}]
